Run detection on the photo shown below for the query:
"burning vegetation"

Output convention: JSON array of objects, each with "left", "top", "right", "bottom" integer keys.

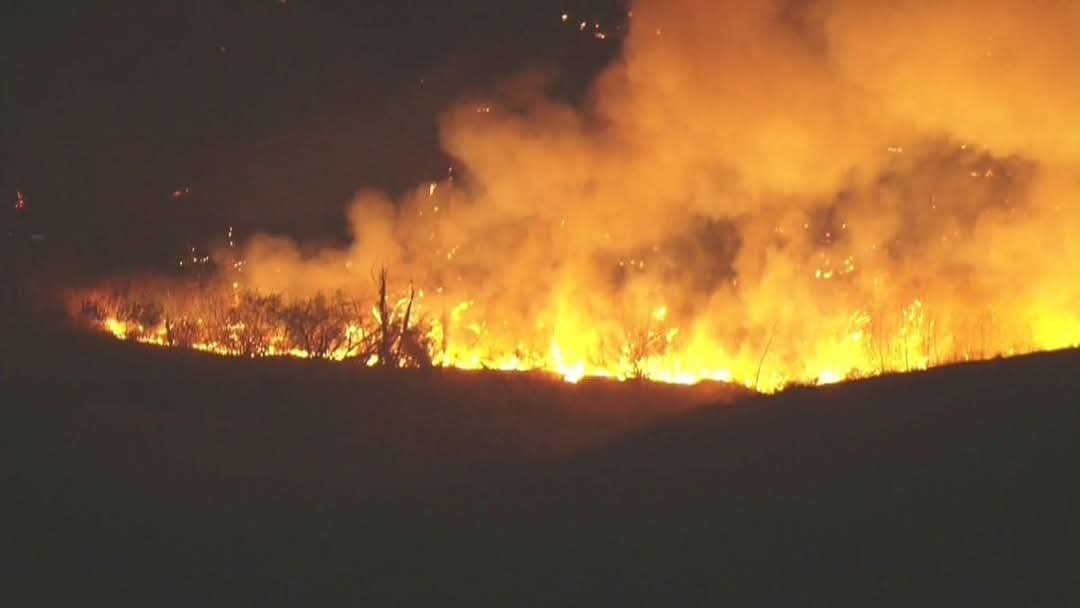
[
  {"left": 72, "top": 0, "right": 1079, "bottom": 392},
  {"left": 78, "top": 271, "right": 432, "bottom": 369}
]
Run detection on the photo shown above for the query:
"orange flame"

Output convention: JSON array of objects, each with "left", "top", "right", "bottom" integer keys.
[{"left": 73, "top": 0, "right": 1080, "bottom": 392}]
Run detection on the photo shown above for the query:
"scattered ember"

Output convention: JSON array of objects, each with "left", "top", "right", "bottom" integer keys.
[{"left": 67, "top": 1, "right": 1080, "bottom": 394}]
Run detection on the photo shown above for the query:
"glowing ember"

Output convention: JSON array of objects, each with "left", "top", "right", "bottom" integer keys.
[{"left": 69, "top": 0, "right": 1080, "bottom": 393}]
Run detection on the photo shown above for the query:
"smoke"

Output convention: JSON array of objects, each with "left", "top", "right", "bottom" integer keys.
[{"left": 230, "top": 0, "right": 1079, "bottom": 385}]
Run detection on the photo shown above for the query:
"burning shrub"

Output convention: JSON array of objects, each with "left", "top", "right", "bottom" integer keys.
[
  {"left": 72, "top": 275, "right": 440, "bottom": 367},
  {"left": 200, "top": 291, "right": 284, "bottom": 357},
  {"left": 592, "top": 310, "right": 677, "bottom": 380},
  {"left": 397, "top": 316, "right": 434, "bottom": 368},
  {"left": 623, "top": 326, "right": 673, "bottom": 380},
  {"left": 119, "top": 299, "right": 163, "bottom": 330},
  {"left": 164, "top": 316, "right": 201, "bottom": 349},
  {"left": 233, "top": 292, "right": 285, "bottom": 357},
  {"left": 281, "top": 292, "right": 358, "bottom": 359},
  {"left": 362, "top": 269, "right": 433, "bottom": 368},
  {"left": 79, "top": 297, "right": 110, "bottom": 324}
]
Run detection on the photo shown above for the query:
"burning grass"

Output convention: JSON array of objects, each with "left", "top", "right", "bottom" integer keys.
[
  {"left": 64, "top": 0, "right": 1080, "bottom": 391},
  {"left": 75, "top": 271, "right": 432, "bottom": 368},
  {"left": 70, "top": 267, "right": 1078, "bottom": 393}
]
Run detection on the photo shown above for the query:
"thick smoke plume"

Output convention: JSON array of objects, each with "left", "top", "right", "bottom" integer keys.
[{"left": 93, "top": 0, "right": 1080, "bottom": 388}]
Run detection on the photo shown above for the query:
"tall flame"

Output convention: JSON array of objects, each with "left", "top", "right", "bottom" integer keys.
[{"left": 76, "top": 0, "right": 1080, "bottom": 392}]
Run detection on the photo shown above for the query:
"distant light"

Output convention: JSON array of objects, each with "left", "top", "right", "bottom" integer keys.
[{"left": 171, "top": 186, "right": 191, "bottom": 201}]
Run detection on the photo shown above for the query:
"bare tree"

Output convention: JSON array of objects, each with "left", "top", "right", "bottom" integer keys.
[
  {"left": 375, "top": 268, "right": 394, "bottom": 366},
  {"left": 396, "top": 285, "right": 433, "bottom": 368},
  {"left": 364, "top": 269, "right": 432, "bottom": 368},
  {"left": 753, "top": 326, "right": 775, "bottom": 392}
]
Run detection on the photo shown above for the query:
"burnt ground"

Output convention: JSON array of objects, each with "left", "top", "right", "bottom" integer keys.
[{"left": 2, "top": 306, "right": 1079, "bottom": 605}]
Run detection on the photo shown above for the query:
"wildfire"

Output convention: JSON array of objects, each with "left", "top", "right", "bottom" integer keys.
[
  {"left": 76, "top": 270, "right": 1080, "bottom": 393},
  {"left": 69, "top": 0, "right": 1080, "bottom": 393}
]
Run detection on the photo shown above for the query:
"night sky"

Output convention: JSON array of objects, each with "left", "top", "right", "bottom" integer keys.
[{"left": 2, "top": 0, "right": 622, "bottom": 269}]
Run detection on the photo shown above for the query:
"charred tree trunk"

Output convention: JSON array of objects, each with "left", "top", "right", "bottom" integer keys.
[
  {"left": 398, "top": 285, "right": 414, "bottom": 363},
  {"left": 376, "top": 268, "right": 393, "bottom": 367}
]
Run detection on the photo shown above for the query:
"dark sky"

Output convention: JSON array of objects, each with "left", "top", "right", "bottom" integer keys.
[{"left": 2, "top": 0, "right": 622, "bottom": 268}]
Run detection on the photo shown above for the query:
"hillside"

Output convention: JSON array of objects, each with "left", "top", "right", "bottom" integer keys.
[
  {"left": 528, "top": 348, "right": 1080, "bottom": 603},
  {"left": 3, "top": 315, "right": 1079, "bottom": 604},
  {"left": 0, "top": 320, "right": 741, "bottom": 493}
]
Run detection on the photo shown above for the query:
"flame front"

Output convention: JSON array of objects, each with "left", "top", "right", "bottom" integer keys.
[
  {"left": 79, "top": 275, "right": 1078, "bottom": 393},
  {"left": 73, "top": 0, "right": 1080, "bottom": 392}
]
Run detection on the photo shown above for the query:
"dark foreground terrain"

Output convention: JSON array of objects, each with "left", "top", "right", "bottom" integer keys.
[{"left": 3, "top": 315, "right": 1079, "bottom": 605}]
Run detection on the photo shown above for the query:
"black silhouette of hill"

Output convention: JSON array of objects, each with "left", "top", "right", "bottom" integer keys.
[
  {"left": 3, "top": 309, "right": 1078, "bottom": 605},
  {"left": 0, "top": 318, "right": 739, "bottom": 490}
]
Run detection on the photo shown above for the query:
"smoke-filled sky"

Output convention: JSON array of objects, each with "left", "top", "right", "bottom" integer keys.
[
  {"left": 231, "top": 0, "right": 1078, "bottom": 382},
  {"left": 13, "top": 0, "right": 1080, "bottom": 384},
  {"left": 233, "top": 0, "right": 1080, "bottom": 293}
]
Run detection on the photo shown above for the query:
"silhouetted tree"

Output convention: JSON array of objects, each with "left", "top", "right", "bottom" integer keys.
[{"left": 364, "top": 269, "right": 433, "bottom": 368}]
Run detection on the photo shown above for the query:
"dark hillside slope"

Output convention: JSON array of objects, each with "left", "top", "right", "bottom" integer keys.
[
  {"left": 570, "top": 347, "right": 1080, "bottom": 488},
  {"left": 494, "top": 348, "right": 1080, "bottom": 604},
  {"left": 3, "top": 312, "right": 1079, "bottom": 604},
  {"left": 0, "top": 321, "right": 741, "bottom": 495}
]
